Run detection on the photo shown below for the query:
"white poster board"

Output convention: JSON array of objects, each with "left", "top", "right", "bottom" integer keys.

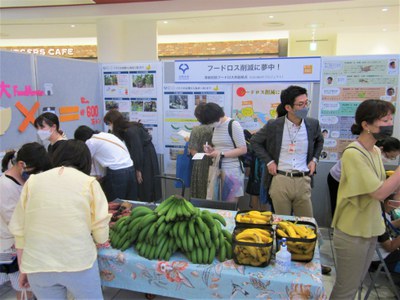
[
  {"left": 319, "top": 55, "right": 400, "bottom": 162},
  {"left": 232, "top": 82, "right": 311, "bottom": 133},
  {"left": 101, "top": 62, "right": 163, "bottom": 153},
  {"left": 162, "top": 83, "right": 231, "bottom": 174}
]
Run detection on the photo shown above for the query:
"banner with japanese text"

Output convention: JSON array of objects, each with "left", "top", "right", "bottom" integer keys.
[
  {"left": 175, "top": 57, "right": 321, "bottom": 83},
  {"left": 232, "top": 83, "right": 311, "bottom": 133}
]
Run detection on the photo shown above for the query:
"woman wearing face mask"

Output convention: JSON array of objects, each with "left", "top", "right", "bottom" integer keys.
[
  {"left": 9, "top": 140, "right": 110, "bottom": 299},
  {"left": 330, "top": 99, "right": 400, "bottom": 300},
  {"left": 197, "top": 102, "right": 247, "bottom": 203},
  {"left": 376, "top": 136, "right": 400, "bottom": 162},
  {"left": 0, "top": 142, "right": 51, "bottom": 300},
  {"left": 34, "top": 112, "right": 67, "bottom": 158}
]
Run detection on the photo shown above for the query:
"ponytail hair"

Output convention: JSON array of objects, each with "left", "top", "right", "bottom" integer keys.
[
  {"left": 1, "top": 150, "right": 16, "bottom": 172},
  {"left": 276, "top": 103, "right": 287, "bottom": 118}
]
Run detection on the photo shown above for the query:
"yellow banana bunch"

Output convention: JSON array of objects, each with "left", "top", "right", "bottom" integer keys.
[
  {"left": 277, "top": 221, "right": 316, "bottom": 239},
  {"left": 233, "top": 228, "right": 273, "bottom": 266},
  {"left": 236, "top": 210, "right": 272, "bottom": 224},
  {"left": 276, "top": 221, "right": 316, "bottom": 261},
  {"left": 386, "top": 170, "right": 395, "bottom": 177}
]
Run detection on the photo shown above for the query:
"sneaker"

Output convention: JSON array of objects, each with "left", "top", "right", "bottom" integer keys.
[{"left": 321, "top": 265, "right": 332, "bottom": 275}]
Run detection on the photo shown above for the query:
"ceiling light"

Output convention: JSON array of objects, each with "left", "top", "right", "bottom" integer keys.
[
  {"left": 382, "top": 7, "right": 388, "bottom": 12},
  {"left": 269, "top": 15, "right": 274, "bottom": 19},
  {"left": 382, "top": 28, "right": 387, "bottom": 32},
  {"left": 163, "top": 21, "right": 168, "bottom": 24},
  {"left": 309, "top": 42, "right": 317, "bottom": 51},
  {"left": 70, "top": 25, "right": 76, "bottom": 28}
]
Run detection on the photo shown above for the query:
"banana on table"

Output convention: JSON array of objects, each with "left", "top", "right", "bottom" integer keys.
[
  {"left": 236, "top": 210, "right": 272, "bottom": 224},
  {"left": 276, "top": 221, "right": 316, "bottom": 261},
  {"left": 109, "top": 195, "right": 233, "bottom": 264},
  {"left": 233, "top": 227, "right": 273, "bottom": 267}
]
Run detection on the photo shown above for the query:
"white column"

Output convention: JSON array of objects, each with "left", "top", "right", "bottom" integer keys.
[
  {"left": 123, "top": 20, "right": 158, "bottom": 61},
  {"left": 96, "top": 18, "right": 158, "bottom": 62}
]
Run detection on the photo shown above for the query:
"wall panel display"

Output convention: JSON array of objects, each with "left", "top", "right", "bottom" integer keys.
[
  {"left": 175, "top": 57, "right": 321, "bottom": 83},
  {"left": 232, "top": 83, "right": 311, "bottom": 133},
  {"left": 319, "top": 55, "right": 399, "bottom": 162},
  {"left": 102, "top": 62, "right": 163, "bottom": 153},
  {"left": 163, "top": 84, "right": 231, "bottom": 174}
]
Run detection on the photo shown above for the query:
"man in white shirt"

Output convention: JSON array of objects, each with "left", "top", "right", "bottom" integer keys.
[
  {"left": 250, "top": 86, "right": 324, "bottom": 217},
  {"left": 74, "top": 125, "right": 137, "bottom": 201}
]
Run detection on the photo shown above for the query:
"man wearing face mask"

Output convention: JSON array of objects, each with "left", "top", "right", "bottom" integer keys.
[{"left": 250, "top": 85, "right": 324, "bottom": 218}]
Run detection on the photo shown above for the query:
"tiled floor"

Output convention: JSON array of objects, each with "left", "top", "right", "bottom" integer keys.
[{"left": 1, "top": 228, "right": 399, "bottom": 299}]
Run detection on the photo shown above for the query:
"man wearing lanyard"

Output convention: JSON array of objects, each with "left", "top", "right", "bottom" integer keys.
[
  {"left": 251, "top": 85, "right": 324, "bottom": 218},
  {"left": 251, "top": 86, "right": 331, "bottom": 275}
]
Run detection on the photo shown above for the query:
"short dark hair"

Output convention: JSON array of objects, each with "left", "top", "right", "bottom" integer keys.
[
  {"left": 74, "top": 125, "right": 97, "bottom": 142},
  {"left": 194, "top": 103, "right": 207, "bottom": 124},
  {"left": 351, "top": 99, "right": 396, "bottom": 135},
  {"left": 375, "top": 137, "right": 400, "bottom": 152},
  {"left": 1, "top": 142, "right": 51, "bottom": 173},
  {"left": 280, "top": 85, "right": 308, "bottom": 107},
  {"left": 196, "top": 102, "right": 225, "bottom": 125},
  {"left": 52, "top": 140, "right": 92, "bottom": 175},
  {"left": 34, "top": 112, "right": 60, "bottom": 131}
]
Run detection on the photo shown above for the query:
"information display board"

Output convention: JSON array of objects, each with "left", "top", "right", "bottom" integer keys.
[
  {"left": 319, "top": 55, "right": 400, "bottom": 162},
  {"left": 102, "top": 62, "right": 163, "bottom": 153},
  {"left": 162, "top": 84, "right": 231, "bottom": 174}
]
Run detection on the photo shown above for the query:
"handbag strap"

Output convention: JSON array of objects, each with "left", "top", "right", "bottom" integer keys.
[{"left": 92, "top": 136, "right": 128, "bottom": 152}]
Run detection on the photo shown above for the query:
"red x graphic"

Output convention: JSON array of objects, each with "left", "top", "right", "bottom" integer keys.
[{"left": 15, "top": 101, "right": 40, "bottom": 132}]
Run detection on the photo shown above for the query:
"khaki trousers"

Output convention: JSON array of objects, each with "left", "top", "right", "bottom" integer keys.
[
  {"left": 330, "top": 229, "right": 377, "bottom": 300},
  {"left": 269, "top": 174, "right": 313, "bottom": 217}
]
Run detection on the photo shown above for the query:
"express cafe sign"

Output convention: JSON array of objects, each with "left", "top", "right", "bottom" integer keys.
[{"left": 1, "top": 45, "right": 97, "bottom": 58}]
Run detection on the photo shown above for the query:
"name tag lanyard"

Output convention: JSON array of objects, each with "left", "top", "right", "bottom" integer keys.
[{"left": 286, "top": 118, "right": 301, "bottom": 154}]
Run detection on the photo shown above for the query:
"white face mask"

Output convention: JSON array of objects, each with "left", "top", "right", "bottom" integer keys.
[
  {"left": 37, "top": 129, "right": 52, "bottom": 141},
  {"left": 108, "top": 125, "right": 113, "bottom": 132}
]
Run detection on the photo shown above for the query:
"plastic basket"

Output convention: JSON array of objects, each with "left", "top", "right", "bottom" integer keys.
[
  {"left": 232, "top": 225, "right": 274, "bottom": 267},
  {"left": 235, "top": 210, "right": 273, "bottom": 228},
  {"left": 275, "top": 220, "right": 317, "bottom": 262}
]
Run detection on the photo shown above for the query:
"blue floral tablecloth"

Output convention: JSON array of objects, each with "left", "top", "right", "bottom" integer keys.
[{"left": 98, "top": 208, "right": 327, "bottom": 299}]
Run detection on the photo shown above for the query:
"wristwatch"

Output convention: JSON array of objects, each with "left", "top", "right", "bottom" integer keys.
[
  {"left": 312, "top": 157, "right": 318, "bottom": 164},
  {"left": 220, "top": 152, "right": 225, "bottom": 158}
]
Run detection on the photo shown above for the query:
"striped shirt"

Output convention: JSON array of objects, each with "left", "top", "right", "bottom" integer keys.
[{"left": 212, "top": 118, "right": 246, "bottom": 169}]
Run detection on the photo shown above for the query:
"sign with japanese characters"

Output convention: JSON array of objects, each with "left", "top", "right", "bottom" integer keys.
[
  {"left": 318, "top": 55, "right": 400, "bottom": 163},
  {"left": 101, "top": 62, "right": 163, "bottom": 153},
  {"left": 175, "top": 57, "right": 321, "bottom": 83},
  {"left": 162, "top": 84, "right": 231, "bottom": 174}
]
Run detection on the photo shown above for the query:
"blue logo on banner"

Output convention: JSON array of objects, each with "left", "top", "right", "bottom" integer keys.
[{"left": 179, "top": 63, "right": 189, "bottom": 74}]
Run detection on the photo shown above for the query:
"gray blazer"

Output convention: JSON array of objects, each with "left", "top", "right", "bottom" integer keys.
[{"left": 250, "top": 116, "right": 324, "bottom": 191}]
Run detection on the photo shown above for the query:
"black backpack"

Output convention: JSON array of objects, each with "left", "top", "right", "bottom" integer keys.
[{"left": 227, "top": 119, "right": 254, "bottom": 169}]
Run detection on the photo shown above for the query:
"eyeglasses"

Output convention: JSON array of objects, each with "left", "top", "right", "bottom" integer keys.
[{"left": 293, "top": 100, "right": 311, "bottom": 108}]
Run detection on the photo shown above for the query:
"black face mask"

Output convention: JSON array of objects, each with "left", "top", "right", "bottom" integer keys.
[{"left": 372, "top": 125, "right": 393, "bottom": 140}]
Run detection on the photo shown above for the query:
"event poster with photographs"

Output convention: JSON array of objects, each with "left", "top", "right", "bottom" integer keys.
[
  {"left": 232, "top": 83, "right": 310, "bottom": 133},
  {"left": 102, "top": 62, "right": 163, "bottom": 153},
  {"left": 163, "top": 84, "right": 231, "bottom": 174},
  {"left": 319, "top": 55, "right": 400, "bottom": 162}
]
